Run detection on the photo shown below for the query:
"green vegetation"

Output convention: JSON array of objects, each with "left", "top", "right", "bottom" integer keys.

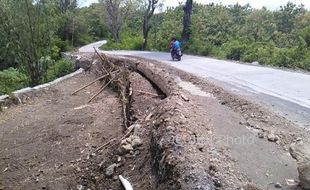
[
  {"left": 1, "top": 1, "right": 309, "bottom": 95},
  {"left": 0, "top": 68, "right": 29, "bottom": 95},
  {"left": 45, "top": 59, "right": 74, "bottom": 83},
  {"left": 0, "top": 1, "right": 107, "bottom": 94},
  {"left": 102, "top": 2, "right": 310, "bottom": 71}
]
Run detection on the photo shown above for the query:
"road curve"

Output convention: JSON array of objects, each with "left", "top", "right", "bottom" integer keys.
[{"left": 79, "top": 41, "right": 310, "bottom": 127}]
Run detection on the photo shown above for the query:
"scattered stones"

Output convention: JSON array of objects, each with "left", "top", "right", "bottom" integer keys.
[
  {"left": 289, "top": 142, "right": 310, "bottom": 189},
  {"left": 105, "top": 163, "right": 117, "bottom": 178}
]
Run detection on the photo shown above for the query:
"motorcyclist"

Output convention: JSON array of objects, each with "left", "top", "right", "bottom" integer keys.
[
  {"left": 172, "top": 38, "right": 181, "bottom": 51},
  {"left": 170, "top": 38, "right": 182, "bottom": 60}
]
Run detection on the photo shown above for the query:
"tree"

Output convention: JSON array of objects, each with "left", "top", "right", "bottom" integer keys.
[
  {"left": 142, "top": 0, "right": 159, "bottom": 50},
  {"left": 0, "top": 0, "right": 58, "bottom": 85},
  {"left": 181, "top": 0, "right": 193, "bottom": 43},
  {"left": 99, "top": 0, "right": 132, "bottom": 42},
  {"left": 55, "top": 0, "right": 78, "bottom": 46},
  {"left": 275, "top": 2, "right": 306, "bottom": 33}
]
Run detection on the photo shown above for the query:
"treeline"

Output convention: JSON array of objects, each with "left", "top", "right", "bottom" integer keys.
[
  {"left": 1, "top": 1, "right": 309, "bottom": 94},
  {"left": 0, "top": 0, "right": 107, "bottom": 94},
  {"left": 104, "top": 2, "right": 310, "bottom": 71}
]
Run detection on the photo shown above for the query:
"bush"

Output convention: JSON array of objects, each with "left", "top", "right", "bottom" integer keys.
[
  {"left": 222, "top": 40, "right": 247, "bottom": 60},
  {"left": 102, "top": 35, "right": 144, "bottom": 50},
  {"left": 0, "top": 68, "right": 28, "bottom": 95},
  {"left": 45, "top": 59, "right": 74, "bottom": 82}
]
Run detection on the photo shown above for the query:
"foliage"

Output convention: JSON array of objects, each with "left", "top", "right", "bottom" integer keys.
[
  {"left": 0, "top": 68, "right": 28, "bottom": 95},
  {"left": 45, "top": 59, "right": 74, "bottom": 82},
  {"left": 1, "top": 0, "right": 310, "bottom": 95},
  {"left": 103, "top": 34, "right": 144, "bottom": 50},
  {"left": 107, "top": 2, "right": 310, "bottom": 71}
]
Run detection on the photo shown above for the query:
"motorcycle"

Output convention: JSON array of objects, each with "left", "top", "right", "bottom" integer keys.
[{"left": 171, "top": 49, "right": 182, "bottom": 61}]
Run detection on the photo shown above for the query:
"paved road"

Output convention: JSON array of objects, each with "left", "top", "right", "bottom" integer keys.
[{"left": 79, "top": 41, "right": 310, "bottom": 127}]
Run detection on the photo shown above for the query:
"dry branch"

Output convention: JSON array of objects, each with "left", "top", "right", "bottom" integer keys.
[
  {"left": 94, "top": 138, "right": 117, "bottom": 152},
  {"left": 92, "top": 52, "right": 130, "bottom": 129},
  {"left": 71, "top": 74, "right": 109, "bottom": 95},
  {"left": 137, "top": 90, "right": 158, "bottom": 97},
  {"left": 88, "top": 77, "right": 115, "bottom": 103}
]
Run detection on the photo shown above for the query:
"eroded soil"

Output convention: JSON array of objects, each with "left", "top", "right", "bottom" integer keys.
[
  {"left": 0, "top": 71, "right": 123, "bottom": 190},
  {"left": 0, "top": 54, "right": 309, "bottom": 190}
]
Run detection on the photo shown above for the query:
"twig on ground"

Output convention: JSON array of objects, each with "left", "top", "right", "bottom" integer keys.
[
  {"left": 94, "top": 138, "right": 117, "bottom": 152},
  {"left": 120, "top": 124, "right": 135, "bottom": 141},
  {"left": 137, "top": 90, "right": 158, "bottom": 97}
]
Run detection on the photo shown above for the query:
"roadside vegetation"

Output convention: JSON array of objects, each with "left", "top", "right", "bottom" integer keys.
[
  {"left": 1, "top": 0, "right": 309, "bottom": 95},
  {"left": 0, "top": 0, "right": 107, "bottom": 95},
  {"left": 103, "top": 2, "right": 310, "bottom": 71}
]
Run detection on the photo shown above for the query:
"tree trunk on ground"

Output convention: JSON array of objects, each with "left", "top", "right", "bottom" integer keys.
[{"left": 181, "top": 0, "right": 193, "bottom": 43}]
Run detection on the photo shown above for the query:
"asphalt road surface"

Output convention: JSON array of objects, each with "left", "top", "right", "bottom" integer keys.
[{"left": 79, "top": 41, "right": 310, "bottom": 128}]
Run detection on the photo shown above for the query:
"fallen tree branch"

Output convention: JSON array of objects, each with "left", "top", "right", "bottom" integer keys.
[
  {"left": 71, "top": 74, "right": 109, "bottom": 95},
  {"left": 88, "top": 77, "right": 115, "bottom": 103},
  {"left": 93, "top": 48, "right": 116, "bottom": 75}
]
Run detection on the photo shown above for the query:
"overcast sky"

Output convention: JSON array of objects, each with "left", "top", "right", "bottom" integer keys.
[{"left": 79, "top": 0, "right": 310, "bottom": 10}]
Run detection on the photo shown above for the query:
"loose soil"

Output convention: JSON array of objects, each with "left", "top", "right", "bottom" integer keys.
[
  {"left": 0, "top": 71, "right": 123, "bottom": 190},
  {"left": 1, "top": 54, "right": 309, "bottom": 190}
]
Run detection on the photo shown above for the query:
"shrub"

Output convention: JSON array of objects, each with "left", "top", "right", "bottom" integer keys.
[
  {"left": 45, "top": 59, "right": 73, "bottom": 82},
  {"left": 102, "top": 35, "right": 144, "bottom": 50},
  {"left": 0, "top": 68, "right": 28, "bottom": 95},
  {"left": 222, "top": 40, "right": 247, "bottom": 60},
  {"left": 270, "top": 48, "right": 295, "bottom": 68}
]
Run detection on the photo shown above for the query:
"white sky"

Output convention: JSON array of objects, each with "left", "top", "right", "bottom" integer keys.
[{"left": 79, "top": 0, "right": 310, "bottom": 10}]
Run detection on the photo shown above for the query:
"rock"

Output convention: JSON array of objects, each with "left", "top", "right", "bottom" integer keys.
[
  {"left": 289, "top": 142, "right": 310, "bottom": 189},
  {"left": 166, "top": 125, "right": 175, "bottom": 132},
  {"left": 274, "top": 182, "right": 282, "bottom": 188},
  {"left": 267, "top": 133, "right": 279, "bottom": 142},
  {"left": 213, "top": 179, "right": 222, "bottom": 187},
  {"left": 133, "top": 124, "right": 143, "bottom": 136},
  {"left": 197, "top": 143, "right": 205, "bottom": 152},
  {"left": 113, "top": 176, "right": 118, "bottom": 181},
  {"left": 181, "top": 94, "right": 189, "bottom": 102},
  {"left": 120, "top": 143, "right": 133, "bottom": 154},
  {"left": 296, "top": 137, "right": 303, "bottom": 142},
  {"left": 121, "top": 137, "right": 132, "bottom": 145},
  {"left": 258, "top": 132, "right": 265, "bottom": 139},
  {"left": 105, "top": 163, "right": 117, "bottom": 178},
  {"left": 131, "top": 136, "right": 143, "bottom": 148},
  {"left": 77, "top": 185, "right": 83, "bottom": 190}
]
